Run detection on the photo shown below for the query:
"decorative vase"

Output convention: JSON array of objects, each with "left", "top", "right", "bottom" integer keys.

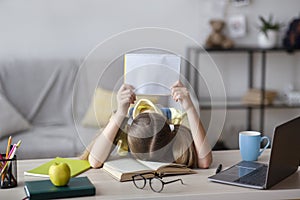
[{"left": 257, "top": 30, "right": 278, "bottom": 48}]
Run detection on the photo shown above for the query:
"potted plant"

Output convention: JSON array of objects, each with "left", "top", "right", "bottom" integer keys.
[{"left": 257, "top": 15, "right": 283, "bottom": 48}]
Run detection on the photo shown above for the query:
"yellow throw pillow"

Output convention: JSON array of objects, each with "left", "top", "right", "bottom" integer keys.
[
  {"left": 81, "top": 88, "right": 117, "bottom": 128},
  {"left": 81, "top": 87, "right": 159, "bottom": 128}
]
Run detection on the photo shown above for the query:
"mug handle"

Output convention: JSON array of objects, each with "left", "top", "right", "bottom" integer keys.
[{"left": 258, "top": 136, "right": 270, "bottom": 156}]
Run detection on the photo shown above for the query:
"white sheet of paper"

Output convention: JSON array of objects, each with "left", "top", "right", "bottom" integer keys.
[{"left": 124, "top": 54, "right": 181, "bottom": 95}]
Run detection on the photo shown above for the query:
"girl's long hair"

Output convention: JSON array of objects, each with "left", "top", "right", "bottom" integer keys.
[{"left": 127, "top": 112, "right": 197, "bottom": 168}]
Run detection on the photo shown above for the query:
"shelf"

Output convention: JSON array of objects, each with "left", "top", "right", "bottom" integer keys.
[
  {"left": 188, "top": 46, "right": 300, "bottom": 53},
  {"left": 200, "top": 100, "right": 300, "bottom": 110},
  {"left": 186, "top": 46, "right": 299, "bottom": 134}
]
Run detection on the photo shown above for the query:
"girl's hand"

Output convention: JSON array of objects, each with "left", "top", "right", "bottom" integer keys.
[
  {"left": 116, "top": 84, "right": 136, "bottom": 117},
  {"left": 171, "top": 81, "right": 193, "bottom": 111}
]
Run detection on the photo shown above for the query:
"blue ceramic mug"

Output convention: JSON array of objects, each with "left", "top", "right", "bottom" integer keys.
[{"left": 239, "top": 131, "right": 270, "bottom": 161}]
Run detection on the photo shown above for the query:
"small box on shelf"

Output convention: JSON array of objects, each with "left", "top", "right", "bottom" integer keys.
[{"left": 242, "top": 88, "right": 278, "bottom": 105}]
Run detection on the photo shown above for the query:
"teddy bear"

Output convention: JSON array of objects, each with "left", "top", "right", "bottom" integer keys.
[{"left": 205, "top": 19, "right": 234, "bottom": 49}]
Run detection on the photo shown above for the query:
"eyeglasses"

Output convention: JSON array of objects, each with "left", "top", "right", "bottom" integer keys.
[{"left": 132, "top": 172, "right": 184, "bottom": 193}]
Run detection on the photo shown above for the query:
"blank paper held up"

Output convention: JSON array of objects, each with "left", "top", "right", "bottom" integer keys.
[{"left": 124, "top": 54, "right": 181, "bottom": 95}]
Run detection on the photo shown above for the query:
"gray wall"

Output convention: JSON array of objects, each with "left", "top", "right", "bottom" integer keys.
[
  {"left": 1, "top": 0, "right": 299, "bottom": 58},
  {"left": 1, "top": 0, "right": 300, "bottom": 148}
]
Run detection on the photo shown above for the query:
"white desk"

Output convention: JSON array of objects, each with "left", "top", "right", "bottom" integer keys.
[{"left": 1, "top": 150, "right": 300, "bottom": 200}]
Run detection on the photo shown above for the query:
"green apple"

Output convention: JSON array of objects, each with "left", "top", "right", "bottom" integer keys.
[{"left": 48, "top": 162, "right": 71, "bottom": 186}]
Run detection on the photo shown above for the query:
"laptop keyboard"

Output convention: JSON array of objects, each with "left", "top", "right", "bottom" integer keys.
[{"left": 234, "top": 165, "right": 268, "bottom": 186}]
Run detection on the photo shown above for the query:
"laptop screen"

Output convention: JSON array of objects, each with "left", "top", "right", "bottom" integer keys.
[
  {"left": 266, "top": 116, "right": 300, "bottom": 188},
  {"left": 208, "top": 116, "right": 300, "bottom": 189}
]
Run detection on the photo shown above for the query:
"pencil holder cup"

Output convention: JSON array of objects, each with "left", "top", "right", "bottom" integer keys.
[{"left": 0, "top": 154, "right": 18, "bottom": 189}]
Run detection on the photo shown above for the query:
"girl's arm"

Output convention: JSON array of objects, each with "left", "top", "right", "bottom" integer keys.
[
  {"left": 88, "top": 84, "right": 136, "bottom": 168},
  {"left": 171, "top": 81, "right": 212, "bottom": 168}
]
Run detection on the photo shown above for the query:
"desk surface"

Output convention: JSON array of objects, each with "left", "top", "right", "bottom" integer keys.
[{"left": 1, "top": 149, "right": 300, "bottom": 200}]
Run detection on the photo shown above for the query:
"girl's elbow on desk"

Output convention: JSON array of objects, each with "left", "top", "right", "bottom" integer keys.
[
  {"left": 198, "top": 153, "right": 213, "bottom": 169},
  {"left": 88, "top": 155, "right": 104, "bottom": 169},
  {"left": 198, "top": 161, "right": 211, "bottom": 169}
]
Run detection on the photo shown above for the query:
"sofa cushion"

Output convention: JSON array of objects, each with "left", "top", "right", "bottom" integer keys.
[
  {"left": 0, "top": 59, "right": 80, "bottom": 126},
  {"left": 81, "top": 87, "right": 160, "bottom": 128},
  {"left": 0, "top": 125, "right": 96, "bottom": 159},
  {"left": 0, "top": 92, "right": 31, "bottom": 138},
  {"left": 81, "top": 87, "right": 117, "bottom": 128}
]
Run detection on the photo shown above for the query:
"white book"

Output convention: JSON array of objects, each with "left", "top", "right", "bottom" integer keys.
[{"left": 124, "top": 53, "right": 181, "bottom": 95}]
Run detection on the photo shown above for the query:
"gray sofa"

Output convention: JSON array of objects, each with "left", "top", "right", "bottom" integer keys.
[
  {"left": 0, "top": 59, "right": 97, "bottom": 159},
  {"left": 0, "top": 56, "right": 222, "bottom": 160}
]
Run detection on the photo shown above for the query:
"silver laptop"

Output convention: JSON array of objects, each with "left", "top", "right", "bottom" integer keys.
[{"left": 208, "top": 116, "right": 300, "bottom": 189}]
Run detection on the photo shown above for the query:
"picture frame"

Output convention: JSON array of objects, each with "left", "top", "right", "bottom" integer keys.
[
  {"left": 227, "top": 15, "right": 247, "bottom": 38},
  {"left": 230, "top": 0, "right": 250, "bottom": 7}
]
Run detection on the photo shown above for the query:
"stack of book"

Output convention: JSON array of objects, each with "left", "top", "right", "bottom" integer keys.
[
  {"left": 23, "top": 157, "right": 94, "bottom": 200},
  {"left": 242, "top": 89, "right": 277, "bottom": 105},
  {"left": 24, "top": 176, "right": 95, "bottom": 200}
]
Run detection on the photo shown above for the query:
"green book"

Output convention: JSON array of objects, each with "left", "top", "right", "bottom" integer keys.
[
  {"left": 24, "top": 157, "right": 90, "bottom": 177},
  {"left": 24, "top": 176, "right": 96, "bottom": 200}
]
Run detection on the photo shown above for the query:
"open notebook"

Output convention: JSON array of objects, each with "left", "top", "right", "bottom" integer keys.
[{"left": 102, "top": 157, "right": 195, "bottom": 182}]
